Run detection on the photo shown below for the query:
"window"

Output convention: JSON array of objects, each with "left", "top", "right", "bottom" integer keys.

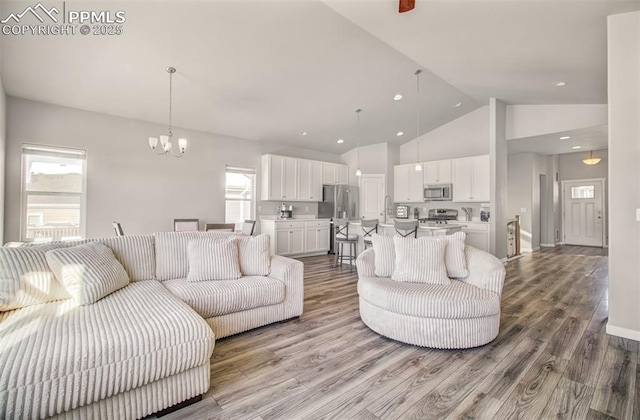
[
  {"left": 21, "top": 144, "right": 87, "bottom": 242},
  {"left": 225, "top": 166, "right": 255, "bottom": 227},
  {"left": 571, "top": 185, "right": 595, "bottom": 199}
]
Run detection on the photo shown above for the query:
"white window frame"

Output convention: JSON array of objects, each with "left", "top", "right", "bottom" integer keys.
[
  {"left": 20, "top": 143, "right": 88, "bottom": 241},
  {"left": 224, "top": 165, "right": 256, "bottom": 225}
]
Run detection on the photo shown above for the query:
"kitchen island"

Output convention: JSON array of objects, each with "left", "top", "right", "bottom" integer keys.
[{"left": 349, "top": 220, "right": 464, "bottom": 237}]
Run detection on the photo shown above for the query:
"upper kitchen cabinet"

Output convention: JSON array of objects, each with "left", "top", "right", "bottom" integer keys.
[
  {"left": 322, "top": 163, "right": 349, "bottom": 185},
  {"left": 424, "top": 160, "right": 452, "bottom": 185},
  {"left": 298, "top": 159, "right": 323, "bottom": 201},
  {"left": 261, "top": 154, "right": 298, "bottom": 201},
  {"left": 452, "top": 154, "right": 490, "bottom": 202},
  {"left": 394, "top": 164, "right": 424, "bottom": 203}
]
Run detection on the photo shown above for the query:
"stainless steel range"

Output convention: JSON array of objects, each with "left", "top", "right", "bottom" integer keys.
[{"left": 418, "top": 209, "right": 458, "bottom": 224}]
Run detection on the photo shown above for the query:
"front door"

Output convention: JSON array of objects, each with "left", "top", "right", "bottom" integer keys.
[
  {"left": 563, "top": 179, "right": 604, "bottom": 247},
  {"left": 359, "top": 174, "right": 385, "bottom": 221}
]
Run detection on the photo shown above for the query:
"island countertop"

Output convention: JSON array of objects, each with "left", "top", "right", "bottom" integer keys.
[{"left": 349, "top": 221, "right": 466, "bottom": 231}]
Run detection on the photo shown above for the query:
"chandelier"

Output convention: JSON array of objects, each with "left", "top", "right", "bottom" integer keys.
[{"left": 148, "top": 67, "right": 187, "bottom": 157}]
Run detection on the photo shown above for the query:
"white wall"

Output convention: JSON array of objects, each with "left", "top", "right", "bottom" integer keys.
[
  {"left": 606, "top": 11, "right": 640, "bottom": 340},
  {"left": 506, "top": 104, "right": 608, "bottom": 140},
  {"left": 399, "top": 106, "right": 489, "bottom": 163},
  {"left": 4, "top": 98, "right": 341, "bottom": 241},
  {"left": 507, "top": 153, "right": 534, "bottom": 251},
  {"left": 490, "top": 98, "right": 508, "bottom": 259}
]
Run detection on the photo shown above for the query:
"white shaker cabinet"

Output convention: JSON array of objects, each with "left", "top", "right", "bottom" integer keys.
[
  {"left": 261, "top": 219, "right": 330, "bottom": 256},
  {"left": 424, "top": 160, "right": 452, "bottom": 184},
  {"left": 298, "top": 159, "right": 323, "bottom": 201},
  {"left": 322, "top": 163, "right": 349, "bottom": 185},
  {"left": 394, "top": 164, "right": 424, "bottom": 203},
  {"left": 452, "top": 155, "right": 490, "bottom": 203},
  {"left": 261, "top": 155, "right": 298, "bottom": 201}
]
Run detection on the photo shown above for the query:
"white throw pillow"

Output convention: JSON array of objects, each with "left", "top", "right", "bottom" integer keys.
[
  {"left": 187, "top": 238, "right": 241, "bottom": 282},
  {"left": 45, "top": 242, "right": 130, "bottom": 306},
  {"left": 371, "top": 234, "right": 395, "bottom": 277},
  {"left": 0, "top": 244, "right": 70, "bottom": 311},
  {"left": 391, "top": 236, "right": 450, "bottom": 285},
  {"left": 237, "top": 234, "right": 271, "bottom": 276},
  {"left": 421, "top": 231, "right": 469, "bottom": 279}
]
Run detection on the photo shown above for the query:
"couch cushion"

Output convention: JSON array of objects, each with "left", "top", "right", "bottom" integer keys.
[
  {"left": 372, "top": 234, "right": 395, "bottom": 278},
  {"left": 433, "top": 232, "right": 470, "bottom": 279},
  {"left": 163, "top": 276, "right": 285, "bottom": 318},
  {"left": 45, "top": 242, "right": 130, "bottom": 306},
  {"left": 0, "top": 244, "right": 70, "bottom": 311},
  {"left": 392, "top": 236, "right": 450, "bottom": 285},
  {"left": 0, "top": 280, "right": 214, "bottom": 419},
  {"left": 237, "top": 234, "right": 271, "bottom": 276},
  {"left": 94, "top": 235, "right": 156, "bottom": 281},
  {"left": 358, "top": 276, "right": 500, "bottom": 319},
  {"left": 187, "top": 237, "right": 241, "bottom": 281},
  {"left": 154, "top": 231, "right": 239, "bottom": 281}
]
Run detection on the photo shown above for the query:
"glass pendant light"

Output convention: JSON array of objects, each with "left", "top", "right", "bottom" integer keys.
[{"left": 582, "top": 150, "right": 602, "bottom": 165}]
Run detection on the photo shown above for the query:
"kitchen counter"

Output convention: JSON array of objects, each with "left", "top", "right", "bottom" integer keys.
[
  {"left": 260, "top": 216, "right": 331, "bottom": 221},
  {"left": 350, "top": 220, "right": 466, "bottom": 231}
]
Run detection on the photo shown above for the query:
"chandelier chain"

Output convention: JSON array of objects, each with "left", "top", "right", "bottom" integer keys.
[{"left": 168, "top": 71, "right": 173, "bottom": 138}]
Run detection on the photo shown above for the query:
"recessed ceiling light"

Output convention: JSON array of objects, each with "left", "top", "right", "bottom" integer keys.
[
  {"left": 393, "top": 94, "right": 403, "bottom": 101},
  {"left": 572, "top": 146, "right": 582, "bottom": 149},
  {"left": 560, "top": 136, "right": 571, "bottom": 140},
  {"left": 396, "top": 131, "right": 404, "bottom": 136},
  {"left": 337, "top": 139, "right": 344, "bottom": 144},
  {"left": 553, "top": 81, "right": 567, "bottom": 87},
  {"left": 454, "top": 102, "right": 463, "bottom": 107},
  {"left": 300, "top": 131, "right": 308, "bottom": 136}
]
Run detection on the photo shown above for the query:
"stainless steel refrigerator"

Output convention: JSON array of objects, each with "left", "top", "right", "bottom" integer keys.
[{"left": 318, "top": 184, "right": 359, "bottom": 254}]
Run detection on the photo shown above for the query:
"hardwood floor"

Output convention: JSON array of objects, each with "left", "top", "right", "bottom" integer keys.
[{"left": 163, "top": 246, "right": 639, "bottom": 420}]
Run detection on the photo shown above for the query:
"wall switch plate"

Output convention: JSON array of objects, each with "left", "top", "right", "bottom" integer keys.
[
  {"left": 422, "top": 207, "right": 427, "bottom": 212},
  {"left": 637, "top": 208, "right": 640, "bottom": 221},
  {"left": 520, "top": 208, "right": 527, "bottom": 213}
]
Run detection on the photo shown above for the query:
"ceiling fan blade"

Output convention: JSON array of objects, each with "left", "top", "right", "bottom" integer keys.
[{"left": 399, "top": 0, "right": 415, "bottom": 13}]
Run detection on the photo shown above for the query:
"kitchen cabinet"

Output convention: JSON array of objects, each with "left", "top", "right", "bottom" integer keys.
[
  {"left": 261, "top": 155, "right": 298, "bottom": 201},
  {"left": 298, "top": 159, "right": 323, "bottom": 201},
  {"left": 424, "top": 160, "right": 452, "bottom": 184},
  {"left": 304, "top": 221, "right": 330, "bottom": 253},
  {"left": 261, "top": 219, "right": 330, "bottom": 256},
  {"left": 449, "top": 221, "right": 490, "bottom": 252},
  {"left": 394, "top": 164, "right": 424, "bottom": 203},
  {"left": 322, "top": 163, "right": 349, "bottom": 185},
  {"left": 452, "top": 155, "right": 490, "bottom": 202}
]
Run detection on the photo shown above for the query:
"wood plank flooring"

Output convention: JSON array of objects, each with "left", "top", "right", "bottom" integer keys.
[{"left": 163, "top": 246, "right": 639, "bottom": 420}]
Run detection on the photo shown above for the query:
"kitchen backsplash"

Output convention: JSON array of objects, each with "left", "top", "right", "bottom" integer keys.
[
  {"left": 258, "top": 201, "right": 319, "bottom": 218},
  {"left": 396, "top": 202, "right": 487, "bottom": 220}
]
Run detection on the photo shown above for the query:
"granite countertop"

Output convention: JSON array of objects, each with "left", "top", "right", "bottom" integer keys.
[{"left": 261, "top": 216, "right": 331, "bottom": 221}]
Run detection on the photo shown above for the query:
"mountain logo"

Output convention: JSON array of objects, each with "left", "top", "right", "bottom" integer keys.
[{"left": 1, "top": 3, "right": 60, "bottom": 24}]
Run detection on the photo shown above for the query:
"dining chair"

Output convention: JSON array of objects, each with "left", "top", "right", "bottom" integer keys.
[
  {"left": 394, "top": 220, "right": 419, "bottom": 238},
  {"left": 241, "top": 220, "right": 256, "bottom": 235},
  {"left": 174, "top": 219, "right": 200, "bottom": 232},
  {"left": 204, "top": 223, "right": 235, "bottom": 232},
  {"left": 360, "top": 219, "right": 379, "bottom": 249},
  {"left": 333, "top": 218, "right": 358, "bottom": 271},
  {"left": 112, "top": 222, "right": 124, "bottom": 237}
]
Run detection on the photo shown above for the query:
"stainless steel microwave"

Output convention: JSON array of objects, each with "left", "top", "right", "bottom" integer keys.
[{"left": 424, "top": 184, "right": 453, "bottom": 201}]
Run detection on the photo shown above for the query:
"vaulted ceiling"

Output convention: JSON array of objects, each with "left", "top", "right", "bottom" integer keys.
[{"left": 1, "top": 0, "right": 638, "bottom": 154}]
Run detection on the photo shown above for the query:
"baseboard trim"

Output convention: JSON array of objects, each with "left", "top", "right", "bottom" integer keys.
[
  {"left": 540, "top": 243, "right": 556, "bottom": 248},
  {"left": 606, "top": 324, "right": 640, "bottom": 342},
  {"left": 532, "top": 247, "right": 541, "bottom": 252},
  {"left": 555, "top": 242, "right": 564, "bottom": 246}
]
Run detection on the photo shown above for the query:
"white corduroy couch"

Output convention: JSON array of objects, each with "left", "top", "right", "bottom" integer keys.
[
  {"left": 0, "top": 231, "right": 303, "bottom": 419},
  {"left": 356, "top": 245, "right": 505, "bottom": 349}
]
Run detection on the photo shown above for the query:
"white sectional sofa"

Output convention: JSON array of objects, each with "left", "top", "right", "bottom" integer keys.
[{"left": 0, "top": 231, "right": 304, "bottom": 419}]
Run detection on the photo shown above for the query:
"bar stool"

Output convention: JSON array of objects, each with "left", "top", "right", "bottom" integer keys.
[
  {"left": 333, "top": 218, "right": 357, "bottom": 271},
  {"left": 361, "top": 219, "right": 379, "bottom": 249},
  {"left": 394, "top": 220, "right": 419, "bottom": 238}
]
